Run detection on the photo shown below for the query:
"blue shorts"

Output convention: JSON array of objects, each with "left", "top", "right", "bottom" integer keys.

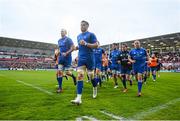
[
  {"left": 102, "top": 66, "right": 108, "bottom": 72},
  {"left": 111, "top": 64, "right": 120, "bottom": 74},
  {"left": 95, "top": 61, "right": 102, "bottom": 70},
  {"left": 133, "top": 63, "right": 145, "bottom": 74},
  {"left": 58, "top": 56, "right": 72, "bottom": 70},
  {"left": 111, "top": 64, "right": 119, "bottom": 71},
  {"left": 121, "top": 66, "right": 131, "bottom": 75},
  {"left": 144, "top": 64, "right": 148, "bottom": 72},
  {"left": 118, "top": 64, "right": 121, "bottom": 74},
  {"left": 78, "top": 56, "right": 94, "bottom": 70},
  {"left": 151, "top": 67, "right": 157, "bottom": 72}
]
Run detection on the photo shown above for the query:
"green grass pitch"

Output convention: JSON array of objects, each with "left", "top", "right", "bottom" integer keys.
[{"left": 0, "top": 70, "right": 180, "bottom": 120}]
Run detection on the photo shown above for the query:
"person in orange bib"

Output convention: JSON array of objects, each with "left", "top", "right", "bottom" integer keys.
[
  {"left": 102, "top": 51, "right": 109, "bottom": 81},
  {"left": 149, "top": 53, "right": 158, "bottom": 81}
]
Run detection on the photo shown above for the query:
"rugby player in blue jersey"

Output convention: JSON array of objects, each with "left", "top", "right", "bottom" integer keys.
[
  {"left": 56, "top": 29, "right": 76, "bottom": 93},
  {"left": 71, "top": 20, "right": 99, "bottom": 105},
  {"left": 93, "top": 43, "right": 105, "bottom": 87},
  {"left": 129, "top": 40, "right": 149, "bottom": 96},
  {"left": 109, "top": 43, "right": 121, "bottom": 88}
]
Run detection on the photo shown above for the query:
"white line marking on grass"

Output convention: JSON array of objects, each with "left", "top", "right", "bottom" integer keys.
[
  {"left": 100, "top": 98, "right": 180, "bottom": 120},
  {"left": 130, "top": 98, "right": 180, "bottom": 119},
  {"left": 76, "top": 116, "right": 99, "bottom": 121},
  {"left": 16, "top": 80, "right": 53, "bottom": 95},
  {"left": 100, "top": 110, "right": 126, "bottom": 120}
]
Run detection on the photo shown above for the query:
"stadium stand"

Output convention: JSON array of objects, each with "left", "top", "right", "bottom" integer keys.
[
  {"left": 1, "top": 33, "right": 179, "bottom": 71},
  {"left": 0, "top": 37, "right": 58, "bottom": 70}
]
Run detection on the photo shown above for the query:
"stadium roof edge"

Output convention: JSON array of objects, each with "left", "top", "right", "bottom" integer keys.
[
  {"left": 0, "top": 36, "right": 56, "bottom": 45},
  {"left": 0, "top": 36, "right": 58, "bottom": 50},
  {"left": 122, "top": 32, "right": 180, "bottom": 43},
  {"left": 101, "top": 32, "right": 180, "bottom": 46}
]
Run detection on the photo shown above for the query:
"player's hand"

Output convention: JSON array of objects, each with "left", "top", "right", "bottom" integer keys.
[
  {"left": 62, "top": 52, "right": 67, "bottom": 57},
  {"left": 131, "top": 60, "right": 136, "bottom": 63},
  {"left": 79, "top": 40, "right": 87, "bottom": 46},
  {"left": 74, "top": 46, "right": 78, "bottom": 50},
  {"left": 147, "top": 61, "right": 151, "bottom": 64},
  {"left": 127, "top": 62, "right": 131, "bottom": 64},
  {"left": 117, "top": 61, "right": 121, "bottom": 64}
]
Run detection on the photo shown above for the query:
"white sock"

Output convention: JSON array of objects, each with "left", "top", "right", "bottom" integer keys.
[{"left": 77, "top": 94, "right": 82, "bottom": 100}]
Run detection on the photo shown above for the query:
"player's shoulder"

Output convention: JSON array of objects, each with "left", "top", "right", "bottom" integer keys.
[
  {"left": 130, "top": 48, "right": 135, "bottom": 52},
  {"left": 140, "top": 47, "right": 146, "bottom": 51},
  {"left": 87, "top": 31, "right": 94, "bottom": 34},
  {"left": 66, "top": 36, "right": 72, "bottom": 40},
  {"left": 58, "top": 38, "right": 62, "bottom": 42},
  {"left": 87, "top": 31, "right": 96, "bottom": 37}
]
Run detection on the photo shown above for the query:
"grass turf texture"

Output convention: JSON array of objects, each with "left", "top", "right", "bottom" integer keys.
[{"left": 0, "top": 70, "right": 179, "bottom": 120}]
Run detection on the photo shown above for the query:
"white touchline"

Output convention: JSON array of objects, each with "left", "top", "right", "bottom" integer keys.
[
  {"left": 100, "top": 98, "right": 180, "bottom": 120},
  {"left": 76, "top": 116, "right": 99, "bottom": 121},
  {"left": 130, "top": 98, "right": 180, "bottom": 119},
  {"left": 16, "top": 80, "right": 53, "bottom": 95},
  {"left": 100, "top": 110, "right": 126, "bottom": 120}
]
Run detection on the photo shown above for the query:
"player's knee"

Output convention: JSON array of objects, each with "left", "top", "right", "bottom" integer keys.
[
  {"left": 96, "top": 69, "right": 101, "bottom": 74},
  {"left": 138, "top": 74, "right": 142, "bottom": 80},
  {"left": 77, "top": 70, "right": 84, "bottom": 80},
  {"left": 65, "top": 71, "right": 72, "bottom": 76},
  {"left": 121, "top": 74, "right": 125, "bottom": 79},
  {"left": 88, "top": 71, "right": 94, "bottom": 80},
  {"left": 58, "top": 71, "right": 63, "bottom": 77}
]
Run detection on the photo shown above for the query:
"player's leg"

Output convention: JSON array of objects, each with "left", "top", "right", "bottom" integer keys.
[
  {"left": 71, "top": 66, "right": 86, "bottom": 105},
  {"left": 152, "top": 67, "right": 157, "bottom": 81},
  {"left": 143, "top": 71, "right": 147, "bottom": 84},
  {"left": 137, "top": 72, "right": 143, "bottom": 96},
  {"left": 128, "top": 70, "right": 133, "bottom": 86},
  {"left": 86, "top": 73, "right": 90, "bottom": 82},
  {"left": 55, "top": 64, "right": 59, "bottom": 89},
  {"left": 105, "top": 66, "right": 109, "bottom": 81},
  {"left": 117, "top": 65, "right": 122, "bottom": 82},
  {"left": 112, "top": 69, "right": 118, "bottom": 88},
  {"left": 151, "top": 67, "right": 156, "bottom": 81},
  {"left": 143, "top": 65, "right": 148, "bottom": 84},
  {"left": 65, "top": 70, "right": 76, "bottom": 85},
  {"left": 147, "top": 66, "right": 150, "bottom": 78},
  {"left": 157, "top": 66, "right": 160, "bottom": 77},
  {"left": 101, "top": 66, "right": 106, "bottom": 81},
  {"left": 88, "top": 69, "right": 97, "bottom": 98},
  {"left": 57, "top": 64, "right": 64, "bottom": 93},
  {"left": 133, "top": 66, "right": 143, "bottom": 96},
  {"left": 121, "top": 67, "right": 127, "bottom": 92},
  {"left": 64, "top": 57, "right": 77, "bottom": 85},
  {"left": 63, "top": 74, "right": 68, "bottom": 80},
  {"left": 96, "top": 63, "right": 102, "bottom": 87},
  {"left": 126, "top": 73, "right": 132, "bottom": 87}
]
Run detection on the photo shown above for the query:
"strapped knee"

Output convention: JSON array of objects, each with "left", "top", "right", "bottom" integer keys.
[
  {"left": 58, "top": 71, "right": 63, "bottom": 77},
  {"left": 77, "top": 70, "right": 84, "bottom": 80}
]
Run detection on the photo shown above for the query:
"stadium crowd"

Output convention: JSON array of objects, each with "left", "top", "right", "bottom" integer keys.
[
  {"left": 0, "top": 50, "right": 179, "bottom": 70},
  {"left": 0, "top": 49, "right": 55, "bottom": 70},
  {"left": 158, "top": 52, "right": 180, "bottom": 70}
]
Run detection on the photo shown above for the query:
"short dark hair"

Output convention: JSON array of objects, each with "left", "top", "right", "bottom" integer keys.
[
  {"left": 122, "top": 43, "right": 127, "bottom": 47},
  {"left": 81, "top": 20, "right": 89, "bottom": 26},
  {"left": 113, "top": 43, "right": 118, "bottom": 46}
]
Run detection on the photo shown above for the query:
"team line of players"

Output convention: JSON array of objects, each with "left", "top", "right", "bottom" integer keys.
[{"left": 54, "top": 20, "right": 161, "bottom": 105}]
